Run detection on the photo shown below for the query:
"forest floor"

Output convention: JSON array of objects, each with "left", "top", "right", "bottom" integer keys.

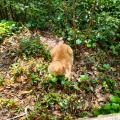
[{"left": 0, "top": 27, "right": 120, "bottom": 120}]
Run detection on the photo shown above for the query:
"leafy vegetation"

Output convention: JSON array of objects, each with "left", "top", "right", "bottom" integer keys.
[
  {"left": 0, "top": 97, "right": 18, "bottom": 110},
  {"left": 19, "top": 38, "right": 50, "bottom": 59},
  {"left": 0, "top": 0, "right": 120, "bottom": 53},
  {"left": 94, "top": 94, "right": 120, "bottom": 116},
  {"left": 0, "top": 0, "right": 120, "bottom": 119},
  {"left": 0, "top": 75, "right": 5, "bottom": 86},
  {"left": 0, "top": 20, "right": 22, "bottom": 42},
  {"left": 5, "top": 41, "right": 118, "bottom": 119}
]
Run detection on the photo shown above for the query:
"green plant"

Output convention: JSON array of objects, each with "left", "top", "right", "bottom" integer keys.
[
  {"left": 19, "top": 38, "right": 50, "bottom": 59},
  {"left": 102, "top": 77, "right": 116, "bottom": 92},
  {"left": 45, "top": 75, "right": 72, "bottom": 88},
  {"left": 97, "top": 64, "right": 111, "bottom": 71},
  {"left": 0, "top": 0, "right": 120, "bottom": 53},
  {"left": 110, "top": 43, "right": 120, "bottom": 55},
  {"left": 93, "top": 95, "right": 120, "bottom": 116},
  {"left": 0, "top": 75, "right": 5, "bottom": 86},
  {"left": 28, "top": 92, "right": 76, "bottom": 119},
  {"left": 0, "top": 20, "right": 22, "bottom": 41},
  {"left": 80, "top": 74, "right": 89, "bottom": 81},
  {"left": 0, "top": 98, "right": 18, "bottom": 109},
  {"left": 7, "top": 99, "right": 18, "bottom": 108},
  {"left": 114, "top": 90, "right": 120, "bottom": 95},
  {"left": 30, "top": 73, "right": 40, "bottom": 85}
]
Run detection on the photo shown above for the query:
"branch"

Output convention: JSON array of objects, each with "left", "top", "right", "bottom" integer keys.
[
  {"left": 7, "top": 106, "right": 32, "bottom": 120},
  {"left": 73, "top": 0, "right": 77, "bottom": 53},
  {"left": 80, "top": 1, "right": 97, "bottom": 52},
  {"left": 58, "top": 7, "right": 64, "bottom": 12}
]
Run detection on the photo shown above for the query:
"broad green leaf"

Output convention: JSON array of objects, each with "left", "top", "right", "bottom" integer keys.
[
  {"left": 73, "top": 84, "right": 80, "bottom": 90},
  {"left": 110, "top": 45, "right": 115, "bottom": 49},
  {"left": 76, "top": 39, "right": 82, "bottom": 45},
  {"left": 87, "top": 43, "right": 92, "bottom": 47},
  {"left": 51, "top": 77, "right": 58, "bottom": 82},
  {"left": 103, "top": 103, "right": 111, "bottom": 110},
  {"left": 61, "top": 79, "right": 66, "bottom": 85},
  {"left": 111, "top": 103, "right": 119, "bottom": 110},
  {"left": 110, "top": 96, "right": 120, "bottom": 103},
  {"left": 110, "top": 110, "right": 116, "bottom": 113},
  {"left": 103, "top": 64, "right": 110, "bottom": 69},
  {"left": 93, "top": 110, "right": 100, "bottom": 116},
  {"left": 80, "top": 74, "right": 89, "bottom": 81},
  {"left": 114, "top": 90, "right": 120, "bottom": 94},
  {"left": 113, "top": 50, "right": 118, "bottom": 55}
]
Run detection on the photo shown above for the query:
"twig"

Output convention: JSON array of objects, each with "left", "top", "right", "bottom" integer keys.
[
  {"left": 58, "top": 7, "right": 64, "bottom": 12},
  {"left": 73, "top": 0, "right": 77, "bottom": 54},
  {"left": 7, "top": 106, "right": 32, "bottom": 120},
  {"left": 7, "top": 113, "right": 26, "bottom": 120},
  {"left": 79, "top": 1, "right": 97, "bottom": 53}
]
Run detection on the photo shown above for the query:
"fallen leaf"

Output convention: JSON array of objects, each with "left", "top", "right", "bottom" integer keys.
[
  {"left": 54, "top": 104, "right": 60, "bottom": 110},
  {"left": 19, "top": 90, "right": 33, "bottom": 96},
  {"left": 96, "top": 93, "right": 102, "bottom": 98},
  {"left": 84, "top": 100, "right": 89, "bottom": 110},
  {"left": 94, "top": 71, "right": 99, "bottom": 75},
  {"left": 5, "top": 79, "right": 10, "bottom": 85},
  {"left": 0, "top": 86, "right": 5, "bottom": 92},
  {"left": 84, "top": 52, "right": 89, "bottom": 56},
  {"left": 98, "top": 97, "right": 106, "bottom": 102},
  {"left": 111, "top": 67, "right": 116, "bottom": 71},
  {"left": 96, "top": 57, "right": 100, "bottom": 61},
  {"left": 53, "top": 111, "right": 61, "bottom": 116}
]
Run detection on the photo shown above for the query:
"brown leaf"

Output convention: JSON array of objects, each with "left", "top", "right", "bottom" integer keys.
[
  {"left": 0, "top": 86, "right": 5, "bottom": 92},
  {"left": 32, "top": 66, "right": 37, "bottom": 72},
  {"left": 96, "top": 57, "right": 100, "bottom": 61},
  {"left": 84, "top": 100, "right": 89, "bottom": 110},
  {"left": 11, "top": 83, "right": 20, "bottom": 88},
  {"left": 54, "top": 104, "right": 60, "bottom": 110},
  {"left": 16, "top": 75, "right": 27, "bottom": 82},
  {"left": 18, "top": 90, "right": 32, "bottom": 96},
  {"left": 16, "top": 76, "right": 23, "bottom": 82},
  {"left": 9, "top": 102, "right": 18, "bottom": 109},
  {"left": 52, "top": 111, "right": 61, "bottom": 116},
  {"left": 94, "top": 71, "right": 99, "bottom": 75},
  {"left": 98, "top": 97, "right": 106, "bottom": 102},
  {"left": 84, "top": 52, "right": 89, "bottom": 56},
  {"left": 5, "top": 79, "right": 10, "bottom": 85},
  {"left": 111, "top": 67, "right": 116, "bottom": 71}
]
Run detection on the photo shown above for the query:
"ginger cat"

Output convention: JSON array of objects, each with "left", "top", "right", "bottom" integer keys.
[{"left": 48, "top": 43, "right": 73, "bottom": 81}]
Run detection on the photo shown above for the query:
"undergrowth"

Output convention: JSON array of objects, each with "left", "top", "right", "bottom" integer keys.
[
  {"left": 19, "top": 38, "right": 50, "bottom": 59},
  {"left": 8, "top": 47, "right": 120, "bottom": 119},
  {"left": 0, "top": 20, "right": 22, "bottom": 42}
]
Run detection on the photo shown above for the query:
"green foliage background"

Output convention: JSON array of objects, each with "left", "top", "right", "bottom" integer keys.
[
  {"left": 0, "top": 0, "right": 120, "bottom": 53},
  {"left": 0, "top": 0, "right": 120, "bottom": 119}
]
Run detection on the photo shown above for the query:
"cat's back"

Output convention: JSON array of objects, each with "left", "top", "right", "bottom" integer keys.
[
  {"left": 50, "top": 43, "right": 73, "bottom": 62},
  {"left": 51, "top": 43, "right": 71, "bottom": 54}
]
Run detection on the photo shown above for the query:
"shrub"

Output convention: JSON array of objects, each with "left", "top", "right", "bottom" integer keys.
[{"left": 19, "top": 38, "right": 50, "bottom": 59}]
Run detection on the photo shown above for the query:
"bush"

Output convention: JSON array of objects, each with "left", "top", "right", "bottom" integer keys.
[
  {"left": 0, "top": 20, "right": 22, "bottom": 42},
  {"left": 93, "top": 95, "right": 120, "bottom": 116},
  {"left": 19, "top": 38, "right": 50, "bottom": 59},
  {"left": 0, "top": 0, "right": 120, "bottom": 52}
]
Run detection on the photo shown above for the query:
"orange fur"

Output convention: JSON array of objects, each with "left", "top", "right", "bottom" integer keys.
[{"left": 48, "top": 43, "right": 73, "bottom": 80}]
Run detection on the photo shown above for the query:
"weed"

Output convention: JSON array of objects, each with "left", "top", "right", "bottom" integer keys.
[
  {"left": 102, "top": 77, "right": 116, "bottom": 92},
  {"left": 0, "top": 98, "right": 18, "bottom": 109},
  {"left": 0, "top": 20, "right": 22, "bottom": 42},
  {"left": 93, "top": 95, "right": 120, "bottom": 116},
  {"left": 19, "top": 38, "right": 50, "bottom": 59},
  {"left": 0, "top": 75, "right": 5, "bottom": 86}
]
